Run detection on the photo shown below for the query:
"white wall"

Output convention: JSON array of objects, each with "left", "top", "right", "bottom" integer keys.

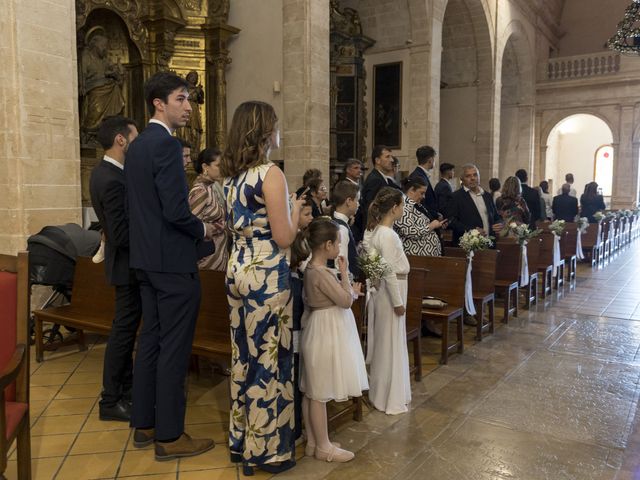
[
  {"left": 227, "top": 0, "right": 284, "bottom": 161},
  {"left": 545, "top": 114, "right": 613, "bottom": 197}
]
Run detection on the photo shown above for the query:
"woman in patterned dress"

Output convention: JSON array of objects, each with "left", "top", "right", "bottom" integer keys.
[
  {"left": 188, "top": 147, "right": 229, "bottom": 270},
  {"left": 496, "top": 176, "right": 531, "bottom": 226},
  {"left": 221, "top": 101, "right": 305, "bottom": 476}
]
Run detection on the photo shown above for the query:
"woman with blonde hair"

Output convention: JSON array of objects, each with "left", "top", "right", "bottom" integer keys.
[
  {"left": 222, "top": 101, "right": 305, "bottom": 476},
  {"left": 496, "top": 176, "right": 531, "bottom": 225}
]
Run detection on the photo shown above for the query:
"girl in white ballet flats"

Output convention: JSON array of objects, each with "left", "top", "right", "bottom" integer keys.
[{"left": 294, "top": 217, "right": 368, "bottom": 462}]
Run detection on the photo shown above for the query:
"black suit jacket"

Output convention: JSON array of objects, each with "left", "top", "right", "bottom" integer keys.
[
  {"left": 409, "top": 167, "right": 439, "bottom": 218},
  {"left": 434, "top": 178, "right": 453, "bottom": 215},
  {"left": 124, "top": 123, "right": 205, "bottom": 273},
  {"left": 446, "top": 188, "right": 499, "bottom": 246},
  {"left": 90, "top": 159, "right": 132, "bottom": 286},
  {"left": 552, "top": 194, "right": 579, "bottom": 222},
  {"left": 353, "top": 169, "right": 400, "bottom": 242},
  {"left": 521, "top": 183, "right": 541, "bottom": 228}
]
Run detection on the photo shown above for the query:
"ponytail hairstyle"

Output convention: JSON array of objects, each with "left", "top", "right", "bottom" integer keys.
[
  {"left": 401, "top": 175, "right": 427, "bottom": 194},
  {"left": 366, "top": 187, "right": 404, "bottom": 231},
  {"left": 290, "top": 217, "right": 339, "bottom": 270}
]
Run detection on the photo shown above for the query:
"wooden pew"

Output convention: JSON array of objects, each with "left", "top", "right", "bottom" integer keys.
[
  {"left": 537, "top": 222, "right": 565, "bottom": 290},
  {"left": 532, "top": 232, "right": 556, "bottom": 296},
  {"left": 494, "top": 240, "right": 521, "bottom": 321},
  {"left": 560, "top": 223, "right": 578, "bottom": 284},
  {"left": 407, "top": 255, "right": 465, "bottom": 365},
  {"left": 443, "top": 247, "right": 496, "bottom": 340},
  {"left": 407, "top": 268, "right": 428, "bottom": 381},
  {"left": 600, "top": 219, "right": 611, "bottom": 265},
  {"left": 580, "top": 223, "right": 601, "bottom": 266}
]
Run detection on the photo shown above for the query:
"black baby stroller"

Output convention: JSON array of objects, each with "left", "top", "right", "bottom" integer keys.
[{"left": 27, "top": 223, "right": 101, "bottom": 345}]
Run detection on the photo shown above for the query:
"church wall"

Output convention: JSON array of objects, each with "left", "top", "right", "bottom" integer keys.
[
  {"left": 0, "top": 0, "right": 81, "bottom": 255},
  {"left": 226, "top": 0, "right": 284, "bottom": 164}
]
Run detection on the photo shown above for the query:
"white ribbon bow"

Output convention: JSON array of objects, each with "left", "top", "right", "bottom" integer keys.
[
  {"left": 465, "top": 251, "right": 476, "bottom": 315},
  {"left": 576, "top": 231, "right": 585, "bottom": 260},
  {"left": 520, "top": 243, "right": 529, "bottom": 287},
  {"left": 552, "top": 233, "right": 561, "bottom": 277},
  {"left": 365, "top": 279, "right": 377, "bottom": 365}
]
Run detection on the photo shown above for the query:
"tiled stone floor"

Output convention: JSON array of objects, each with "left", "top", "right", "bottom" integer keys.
[{"left": 6, "top": 244, "right": 640, "bottom": 479}]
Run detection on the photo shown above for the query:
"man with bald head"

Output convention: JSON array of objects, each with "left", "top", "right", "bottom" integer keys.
[{"left": 552, "top": 183, "right": 579, "bottom": 222}]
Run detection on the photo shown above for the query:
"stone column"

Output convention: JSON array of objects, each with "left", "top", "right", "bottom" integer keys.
[
  {"left": 282, "top": 0, "right": 330, "bottom": 189},
  {"left": 0, "top": 0, "right": 81, "bottom": 254},
  {"left": 611, "top": 105, "right": 635, "bottom": 209}
]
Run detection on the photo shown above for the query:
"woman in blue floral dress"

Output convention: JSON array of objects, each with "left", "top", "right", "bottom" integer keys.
[{"left": 221, "top": 101, "right": 304, "bottom": 476}]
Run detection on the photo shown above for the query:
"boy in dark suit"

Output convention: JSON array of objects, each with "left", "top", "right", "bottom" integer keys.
[
  {"left": 125, "top": 72, "right": 214, "bottom": 461},
  {"left": 332, "top": 180, "right": 362, "bottom": 280},
  {"left": 409, "top": 145, "right": 440, "bottom": 219},
  {"left": 515, "top": 169, "right": 541, "bottom": 228},
  {"left": 90, "top": 116, "right": 140, "bottom": 422}
]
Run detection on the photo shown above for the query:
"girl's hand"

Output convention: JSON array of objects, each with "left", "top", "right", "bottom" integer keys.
[
  {"left": 336, "top": 255, "right": 348, "bottom": 274},
  {"left": 393, "top": 305, "right": 406, "bottom": 316},
  {"left": 352, "top": 282, "right": 363, "bottom": 296}
]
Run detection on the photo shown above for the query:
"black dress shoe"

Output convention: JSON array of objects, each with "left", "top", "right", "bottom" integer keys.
[{"left": 99, "top": 400, "right": 131, "bottom": 422}]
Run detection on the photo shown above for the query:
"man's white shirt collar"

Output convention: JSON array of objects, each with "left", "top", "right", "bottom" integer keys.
[
  {"left": 463, "top": 185, "right": 485, "bottom": 195},
  {"left": 346, "top": 177, "right": 359, "bottom": 186},
  {"left": 418, "top": 165, "right": 431, "bottom": 177},
  {"left": 103, "top": 155, "right": 123, "bottom": 170},
  {"left": 334, "top": 211, "right": 350, "bottom": 223},
  {"left": 149, "top": 119, "right": 173, "bottom": 135}
]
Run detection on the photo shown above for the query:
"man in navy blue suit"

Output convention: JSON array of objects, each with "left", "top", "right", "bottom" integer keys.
[
  {"left": 409, "top": 145, "right": 441, "bottom": 219},
  {"left": 125, "top": 72, "right": 215, "bottom": 461}
]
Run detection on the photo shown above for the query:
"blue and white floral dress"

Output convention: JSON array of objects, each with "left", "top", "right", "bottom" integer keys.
[{"left": 224, "top": 162, "right": 294, "bottom": 466}]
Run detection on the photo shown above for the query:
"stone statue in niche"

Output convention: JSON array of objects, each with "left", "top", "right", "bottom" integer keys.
[
  {"left": 79, "top": 28, "right": 125, "bottom": 145},
  {"left": 177, "top": 70, "right": 205, "bottom": 152}
]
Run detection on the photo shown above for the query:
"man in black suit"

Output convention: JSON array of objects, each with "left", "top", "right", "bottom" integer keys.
[
  {"left": 90, "top": 116, "right": 141, "bottom": 423},
  {"left": 344, "top": 158, "right": 363, "bottom": 189},
  {"left": 409, "top": 145, "right": 440, "bottom": 219},
  {"left": 446, "top": 164, "right": 502, "bottom": 247},
  {"left": 353, "top": 145, "right": 400, "bottom": 241},
  {"left": 552, "top": 183, "right": 579, "bottom": 222},
  {"left": 434, "top": 162, "right": 455, "bottom": 214},
  {"left": 515, "top": 169, "right": 541, "bottom": 229},
  {"left": 125, "top": 72, "right": 214, "bottom": 460}
]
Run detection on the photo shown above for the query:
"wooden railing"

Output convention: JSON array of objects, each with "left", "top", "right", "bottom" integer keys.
[{"left": 547, "top": 53, "right": 621, "bottom": 81}]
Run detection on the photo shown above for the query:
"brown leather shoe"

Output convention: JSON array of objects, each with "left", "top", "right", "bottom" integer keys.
[
  {"left": 154, "top": 433, "right": 214, "bottom": 461},
  {"left": 133, "top": 428, "right": 155, "bottom": 448}
]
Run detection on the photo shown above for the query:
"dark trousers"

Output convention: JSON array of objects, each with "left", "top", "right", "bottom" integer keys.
[
  {"left": 100, "top": 280, "right": 142, "bottom": 407},
  {"left": 131, "top": 270, "right": 201, "bottom": 441}
]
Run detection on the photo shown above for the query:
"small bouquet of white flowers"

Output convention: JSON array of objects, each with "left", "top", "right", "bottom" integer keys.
[
  {"left": 508, "top": 222, "right": 541, "bottom": 247},
  {"left": 606, "top": 211, "right": 617, "bottom": 220},
  {"left": 621, "top": 209, "right": 633, "bottom": 218},
  {"left": 459, "top": 228, "right": 493, "bottom": 254},
  {"left": 357, "top": 246, "right": 390, "bottom": 287},
  {"left": 549, "top": 219, "right": 566, "bottom": 236},
  {"left": 577, "top": 217, "right": 589, "bottom": 233},
  {"left": 593, "top": 211, "right": 605, "bottom": 222}
]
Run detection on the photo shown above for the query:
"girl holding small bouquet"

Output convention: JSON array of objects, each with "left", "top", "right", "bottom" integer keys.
[
  {"left": 362, "top": 187, "right": 411, "bottom": 415},
  {"left": 296, "top": 217, "right": 368, "bottom": 462}
]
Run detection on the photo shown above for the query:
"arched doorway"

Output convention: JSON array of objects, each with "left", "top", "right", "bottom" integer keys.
[
  {"left": 439, "top": 0, "right": 493, "bottom": 182},
  {"left": 545, "top": 114, "right": 614, "bottom": 202},
  {"left": 498, "top": 30, "right": 534, "bottom": 181}
]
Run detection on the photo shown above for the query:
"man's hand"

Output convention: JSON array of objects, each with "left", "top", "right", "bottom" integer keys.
[
  {"left": 491, "top": 223, "right": 504, "bottom": 234},
  {"left": 394, "top": 305, "right": 406, "bottom": 316}
]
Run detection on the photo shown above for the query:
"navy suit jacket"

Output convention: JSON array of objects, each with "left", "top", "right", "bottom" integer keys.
[
  {"left": 353, "top": 169, "right": 400, "bottom": 242},
  {"left": 409, "top": 167, "right": 439, "bottom": 218},
  {"left": 521, "top": 183, "right": 541, "bottom": 228},
  {"left": 90, "top": 159, "right": 132, "bottom": 286},
  {"left": 552, "top": 194, "right": 579, "bottom": 222},
  {"left": 446, "top": 188, "right": 499, "bottom": 246},
  {"left": 434, "top": 178, "right": 453, "bottom": 215},
  {"left": 124, "top": 123, "right": 205, "bottom": 273}
]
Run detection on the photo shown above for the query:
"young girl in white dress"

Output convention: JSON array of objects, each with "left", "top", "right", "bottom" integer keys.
[
  {"left": 296, "top": 217, "right": 368, "bottom": 462},
  {"left": 363, "top": 187, "right": 411, "bottom": 415}
]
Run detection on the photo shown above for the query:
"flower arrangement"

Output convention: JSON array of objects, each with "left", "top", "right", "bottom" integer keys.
[
  {"left": 606, "top": 211, "right": 618, "bottom": 219},
  {"left": 549, "top": 219, "right": 566, "bottom": 236},
  {"left": 508, "top": 222, "right": 541, "bottom": 247},
  {"left": 577, "top": 217, "right": 589, "bottom": 233},
  {"left": 459, "top": 229, "right": 493, "bottom": 254},
  {"left": 593, "top": 211, "right": 605, "bottom": 222},
  {"left": 621, "top": 209, "right": 633, "bottom": 218},
  {"left": 357, "top": 246, "right": 390, "bottom": 285}
]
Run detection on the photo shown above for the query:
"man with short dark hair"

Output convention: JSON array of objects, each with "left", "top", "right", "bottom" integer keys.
[
  {"left": 409, "top": 145, "right": 440, "bottom": 219},
  {"left": 90, "top": 115, "right": 140, "bottom": 423},
  {"left": 125, "top": 71, "right": 214, "bottom": 460},
  {"left": 353, "top": 145, "right": 400, "bottom": 242},
  {"left": 515, "top": 168, "right": 541, "bottom": 229},
  {"left": 557, "top": 173, "right": 577, "bottom": 197},
  {"left": 434, "top": 162, "right": 455, "bottom": 214},
  {"left": 552, "top": 183, "right": 579, "bottom": 222},
  {"left": 344, "top": 158, "right": 363, "bottom": 188},
  {"left": 177, "top": 137, "right": 197, "bottom": 189}
]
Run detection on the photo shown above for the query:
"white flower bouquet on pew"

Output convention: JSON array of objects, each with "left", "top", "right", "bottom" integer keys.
[
  {"left": 549, "top": 219, "right": 566, "bottom": 236},
  {"left": 357, "top": 246, "right": 390, "bottom": 289},
  {"left": 508, "top": 222, "right": 541, "bottom": 247},
  {"left": 577, "top": 217, "right": 589, "bottom": 233},
  {"left": 621, "top": 209, "right": 633, "bottom": 218},
  {"left": 459, "top": 229, "right": 493, "bottom": 254},
  {"left": 593, "top": 211, "right": 605, "bottom": 222}
]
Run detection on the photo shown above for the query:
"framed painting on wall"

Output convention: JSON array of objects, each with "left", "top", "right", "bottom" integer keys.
[{"left": 373, "top": 62, "right": 402, "bottom": 149}]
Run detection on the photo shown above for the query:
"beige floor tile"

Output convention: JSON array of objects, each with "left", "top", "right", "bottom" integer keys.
[
  {"left": 30, "top": 433, "right": 76, "bottom": 458},
  {"left": 66, "top": 371, "right": 102, "bottom": 385},
  {"left": 81, "top": 412, "right": 131, "bottom": 432},
  {"left": 31, "top": 360, "right": 80, "bottom": 375},
  {"left": 31, "top": 414, "right": 87, "bottom": 436},
  {"left": 4, "top": 456, "right": 65, "bottom": 480},
  {"left": 56, "top": 452, "right": 122, "bottom": 480},
  {"left": 30, "top": 399, "right": 51, "bottom": 418},
  {"left": 118, "top": 449, "right": 178, "bottom": 476},
  {"left": 178, "top": 445, "right": 234, "bottom": 471},
  {"left": 30, "top": 372, "right": 70, "bottom": 387},
  {"left": 42, "top": 397, "right": 96, "bottom": 416},
  {"left": 183, "top": 422, "right": 228, "bottom": 444},
  {"left": 114, "top": 475, "right": 176, "bottom": 480},
  {"left": 180, "top": 468, "right": 238, "bottom": 479},
  {"left": 30, "top": 385, "right": 61, "bottom": 402},
  {"left": 185, "top": 405, "right": 228, "bottom": 424},
  {"left": 56, "top": 383, "right": 102, "bottom": 399},
  {"left": 69, "top": 429, "right": 131, "bottom": 455}
]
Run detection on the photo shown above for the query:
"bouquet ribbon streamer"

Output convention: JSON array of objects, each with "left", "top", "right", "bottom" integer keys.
[
  {"left": 520, "top": 243, "right": 529, "bottom": 287},
  {"left": 576, "top": 231, "right": 585, "bottom": 260},
  {"left": 552, "top": 233, "right": 561, "bottom": 277},
  {"left": 465, "top": 251, "right": 476, "bottom": 315}
]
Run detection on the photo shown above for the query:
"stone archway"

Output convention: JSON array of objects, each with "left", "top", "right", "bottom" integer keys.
[{"left": 438, "top": 0, "right": 494, "bottom": 183}]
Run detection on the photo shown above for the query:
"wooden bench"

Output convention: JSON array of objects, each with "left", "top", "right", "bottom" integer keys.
[
  {"left": 407, "top": 255, "right": 465, "bottom": 365},
  {"left": 600, "top": 219, "right": 611, "bottom": 266},
  {"left": 407, "top": 268, "right": 428, "bottom": 381},
  {"left": 494, "top": 240, "right": 521, "bottom": 322},
  {"left": 559, "top": 223, "right": 578, "bottom": 284},
  {"left": 443, "top": 247, "right": 496, "bottom": 341},
  {"left": 537, "top": 222, "right": 565, "bottom": 290},
  {"left": 581, "top": 223, "right": 601, "bottom": 266}
]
